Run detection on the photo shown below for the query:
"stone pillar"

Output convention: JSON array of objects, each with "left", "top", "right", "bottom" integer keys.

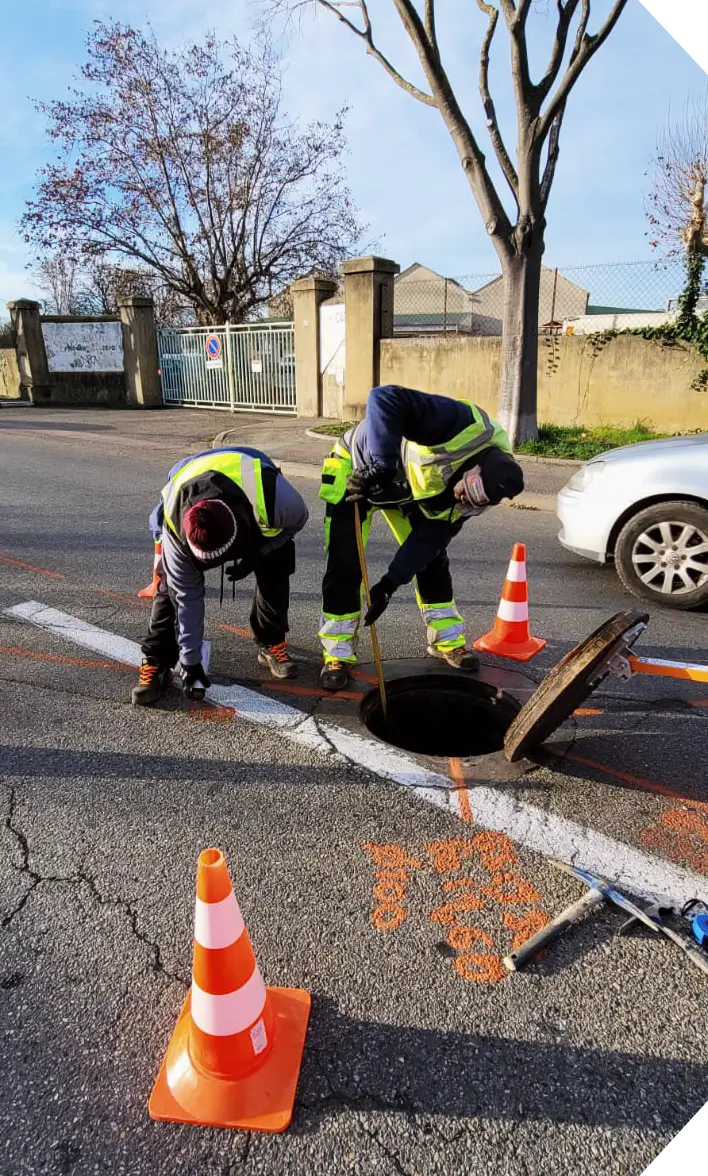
[
  {"left": 291, "top": 276, "right": 338, "bottom": 418},
  {"left": 118, "top": 295, "right": 162, "bottom": 407},
  {"left": 7, "top": 300, "right": 51, "bottom": 404},
  {"left": 341, "top": 256, "right": 400, "bottom": 417}
]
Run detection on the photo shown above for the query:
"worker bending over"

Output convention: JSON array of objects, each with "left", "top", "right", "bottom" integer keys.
[
  {"left": 318, "top": 385, "right": 524, "bottom": 691},
  {"left": 132, "top": 446, "right": 308, "bottom": 706}
]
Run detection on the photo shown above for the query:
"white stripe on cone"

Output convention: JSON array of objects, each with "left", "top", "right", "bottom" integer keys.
[
  {"left": 497, "top": 598, "right": 529, "bottom": 623},
  {"left": 194, "top": 890, "right": 244, "bottom": 950},
  {"left": 191, "top": 967, "right": 267, "bottom": 1036},
  {"left": 505, "top": 559, "right": 526, "bottom": 583}
]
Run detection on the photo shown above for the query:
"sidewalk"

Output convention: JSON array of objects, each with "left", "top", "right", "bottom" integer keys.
[{"left": 0, "top": 403, "right": 570, "bottom": 509}]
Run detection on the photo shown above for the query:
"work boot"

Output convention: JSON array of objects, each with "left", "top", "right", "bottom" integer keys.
[
  {"left": 131, "top": 658, "right": 172, "bottom": 706},
  {"left": 320, "top": 660, "right": 351, "bottom": 691},
  {"left": 258, "top": 641, "right": 297, "bottom": 680},
  {"left": 427, "top": 645, "right": 480, "bottom": 673}
]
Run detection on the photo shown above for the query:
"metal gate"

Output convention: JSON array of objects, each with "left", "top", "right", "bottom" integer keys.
[{"left": 157, "top": 322, "right": 296, "bottom": 413}]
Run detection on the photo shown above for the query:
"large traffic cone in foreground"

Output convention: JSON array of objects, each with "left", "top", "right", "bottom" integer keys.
[
  {"left": 149, "top": 848, "right": 310, "bottom": 1132},
  {"left": 138, "top": 540, "right": 162, "bottom": 599},
  {"left": 473, "top": 542, "right": 547, "bottom": 662}
]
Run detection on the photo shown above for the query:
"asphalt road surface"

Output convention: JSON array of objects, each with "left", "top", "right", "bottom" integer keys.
[{"left": 1, "top": 406, "right": 707, "bottom": 1176}]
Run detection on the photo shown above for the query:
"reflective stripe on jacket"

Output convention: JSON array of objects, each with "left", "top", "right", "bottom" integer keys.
[{"left": 162, "top": 450, "right": 282, "bottom": 540}]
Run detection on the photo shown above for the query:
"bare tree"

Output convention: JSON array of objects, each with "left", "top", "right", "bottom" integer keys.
[
  {"left": 33, "top": 255, "right": 85, "bottom": 315},
  {"left": 22, "top": 22, "right": 365, "bottom": 325},
  {"left": 647, "top": 96, "right": 708, "bottom": 261},
  {"left": 274, "top": 0, "right": 628, "bottom": 443}
]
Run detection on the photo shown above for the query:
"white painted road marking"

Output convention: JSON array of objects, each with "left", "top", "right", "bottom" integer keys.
[{"left": 5, "top": 600, "right": 708, "bottom": 908}]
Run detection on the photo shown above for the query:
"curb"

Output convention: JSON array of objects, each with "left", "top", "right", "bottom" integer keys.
[
  {"left": 216, "top": 427, "right": 557, "bottom": 506},
  {"left": 306, "top": 427, "right": 582, "bottom": 467}
]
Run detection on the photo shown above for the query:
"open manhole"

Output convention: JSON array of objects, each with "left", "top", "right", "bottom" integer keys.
[{"left": 360, "top": 674, "right": 521, "bottom": 758}]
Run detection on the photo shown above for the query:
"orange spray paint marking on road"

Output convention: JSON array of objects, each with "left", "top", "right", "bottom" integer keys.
[
  {"left": 503, "top": 909, "right": 550, "bottom": 951},
  {"left": 0, "top": 644, "right": 132, "bottom": 671},
  {"left": 638, "top": 806, "right": 708, "bottom": 875},
  {"left": 187, "top": 703, "right": 235, "bottom": 722},
  {"left": 0, "top": 553, "right": 64, "bottom": 579},
  {"left": 547, "top": 744, "right": 708, "bottom": 809},
  {"left": 481, "top": 871, "right": 544, "bottom": 906},
  {"left": 363, "top": 843, "right": 422, "bottom": 933},
  {"left": 218, "top": 622, "right": 253, "bottom": 639},
  {"left": 94, "top": 586, "right": 150, "bottom": 607},
  {"left": 573, "top": 708, "right": 604, "bottom": 716},
  {"left": 470, "top": 831, "right": 518, "bottom": 873},
  {"left": 448, "top": 757, "right": 473, "bottom": 822}
]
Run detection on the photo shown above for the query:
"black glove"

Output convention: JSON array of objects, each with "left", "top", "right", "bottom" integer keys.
[
  {"left": 345, "top": 463, "right": 395, "bottom": 502},
  {"left": 364, "top": 575, "right": 397, "bottom": 626},
  {"left": 225, "top": 558, "right": 251, "bottom": 583},
  {"left": 180, "top": 662, "right": 211, "bottom": 699}
]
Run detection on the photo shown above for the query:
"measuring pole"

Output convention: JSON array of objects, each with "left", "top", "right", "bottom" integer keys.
[{"left": 354, "top": 500, "right": 388, "bottom": 718}]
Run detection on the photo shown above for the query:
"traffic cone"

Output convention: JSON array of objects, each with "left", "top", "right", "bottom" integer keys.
[
  {"left": 149, "top": 848, "right": 310, "bottom": 1132},
  {"left": 138, "top": 540, "right": 162, "bottom": 599},
  {"left": 473, "top": 543, "right": 547, "bottom": 662}
]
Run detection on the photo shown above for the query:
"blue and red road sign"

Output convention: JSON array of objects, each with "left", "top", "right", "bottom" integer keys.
[{"left": 205, "top": 334, "right": 222, "bottom": 361}]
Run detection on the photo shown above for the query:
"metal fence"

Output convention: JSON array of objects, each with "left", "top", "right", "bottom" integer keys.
[
  {"left": 157, "top": 322, "right": 296, "bottom": 412},
  {"left": 393, "top": 260, "right": 695, "bottom": 336}
]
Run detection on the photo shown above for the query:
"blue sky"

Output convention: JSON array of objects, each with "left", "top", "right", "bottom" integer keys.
[{"left": 1, "top": 0, "right": 706, "bottom": 311}]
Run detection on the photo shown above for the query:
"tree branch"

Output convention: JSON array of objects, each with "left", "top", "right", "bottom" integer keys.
[
  {"left": 540, "top": 103, "right": 565, "bottom": 208},
  {"left": 539, "top": 0, "right": 629, "bottom": 142},
  {"left": 318, "top": 0, "right": 436, "bottom": 105},
  {"left": 536, "top": 0, "right": 581, "bottom": 103},
  {"left": 424, "top": 0, "right": 438, "bottom": 54},
  {"left": 476, "top": 0, "right": 519, "bottom": 202}
]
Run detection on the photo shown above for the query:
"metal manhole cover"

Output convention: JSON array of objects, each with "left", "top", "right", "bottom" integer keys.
[{"left": 503, "top": 609, "right": 650, "bottom": 763}]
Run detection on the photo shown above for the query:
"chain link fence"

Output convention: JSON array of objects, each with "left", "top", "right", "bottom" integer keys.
[{"left": 393, "top": 260, "right": 696, "bottom": 336}]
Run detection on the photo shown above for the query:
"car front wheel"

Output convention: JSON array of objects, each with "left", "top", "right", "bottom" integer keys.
[{"left": 615, "top": 501, "right": 708, "bottom": 610}]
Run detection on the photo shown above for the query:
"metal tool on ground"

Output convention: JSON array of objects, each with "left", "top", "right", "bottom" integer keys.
[
  {"left": 353, "top": 500, "right": 388, "bottom": 719},
  {"left": 504, "top": 859, "right": 708, "bottom": 977}
]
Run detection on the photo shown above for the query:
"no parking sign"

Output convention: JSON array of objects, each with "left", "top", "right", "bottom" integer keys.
[{"left": 205, "top": 333, "right": 223, "bottom": 370}]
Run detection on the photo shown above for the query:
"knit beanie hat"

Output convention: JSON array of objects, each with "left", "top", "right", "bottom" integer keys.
[
  {"left": 183, "top": 500, "right": 237, "bottom": 562},
  {"left": 475, "top": 448, "right": 525, "bottom": 505}
]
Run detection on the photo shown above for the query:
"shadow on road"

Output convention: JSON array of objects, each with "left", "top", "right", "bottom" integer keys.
[{"left": 295, "top": 995, "right": 707, "bottom": 1134}]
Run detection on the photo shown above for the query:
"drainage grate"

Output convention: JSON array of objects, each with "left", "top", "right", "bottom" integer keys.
[{"left": 359, "top": 674, "right": 521, "bottom": 759}]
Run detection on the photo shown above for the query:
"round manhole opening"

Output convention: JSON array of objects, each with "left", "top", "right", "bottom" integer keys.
[{"left": 359, "top": 674, "right": 521, "bottom": 758}]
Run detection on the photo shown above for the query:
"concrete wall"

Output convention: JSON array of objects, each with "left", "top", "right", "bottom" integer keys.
[
  {"left": 0, "top": 348, "right": 21, "bottom": 399},
  {"left": 379, "top": 333, "right": 708, "bottom": 432},
  {"left": 6, "top": 298, "right": 161, "bottom": 408}
]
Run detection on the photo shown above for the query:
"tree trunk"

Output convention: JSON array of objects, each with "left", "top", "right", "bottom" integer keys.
[{"left": 497, "top": 242, "right": 543, "bottom": 447}]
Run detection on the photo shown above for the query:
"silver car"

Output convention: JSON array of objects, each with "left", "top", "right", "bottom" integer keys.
[{"left": 557, "top": 434, "right": 708, "bottom": 610}]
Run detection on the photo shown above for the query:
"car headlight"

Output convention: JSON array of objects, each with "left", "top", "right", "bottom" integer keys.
[{"left": 565, "top": 461, "right": 606, "bottom": 493}]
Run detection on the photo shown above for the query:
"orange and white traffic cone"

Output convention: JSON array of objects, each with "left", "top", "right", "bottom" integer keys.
[
  {"left": 149, "top": 848, "right": 310, "bottom": 1132},
  {"left": 473, "top": 542, "right": 547, "bottom": 662},
  {"left": 138, "top": 539, "right": 162, "bottom": 600}
]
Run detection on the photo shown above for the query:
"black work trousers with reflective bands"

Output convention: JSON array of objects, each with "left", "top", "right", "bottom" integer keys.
[{"left": 141, "top": 539, "right": 295, "bottom": 667}]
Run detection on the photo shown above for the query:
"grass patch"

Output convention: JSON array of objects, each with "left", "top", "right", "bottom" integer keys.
[
  {"left": 311, "top": 421, "right": 356, "bottom": 436},
  {"left": 516, "top": 421, "right": 674, "bottom": 461},
  {"left": 312, "top": 418, "right": 697, "bottom": 461}
]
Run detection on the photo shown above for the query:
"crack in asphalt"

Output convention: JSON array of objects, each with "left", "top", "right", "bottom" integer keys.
[
  {"left": 361, "top": 1124, "right": 414, "bottom": 1176},
  {"left": 2, "top": 784, "right": 187, "bottom": 988}
]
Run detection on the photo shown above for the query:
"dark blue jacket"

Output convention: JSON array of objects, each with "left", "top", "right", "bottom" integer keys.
[{"left": 352, "top": 386, "right": 473, "bottom": 588}]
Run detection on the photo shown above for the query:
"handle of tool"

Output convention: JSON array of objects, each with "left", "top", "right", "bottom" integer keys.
[
  {"left": 503, "top": 887, "right": 606, "bottom": 972},
  {"left": 353, "top": 500, "right": 387, "bottom": 718},
  {"left": 659, "top": 926, "right": 708, "bottom": 976}
]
